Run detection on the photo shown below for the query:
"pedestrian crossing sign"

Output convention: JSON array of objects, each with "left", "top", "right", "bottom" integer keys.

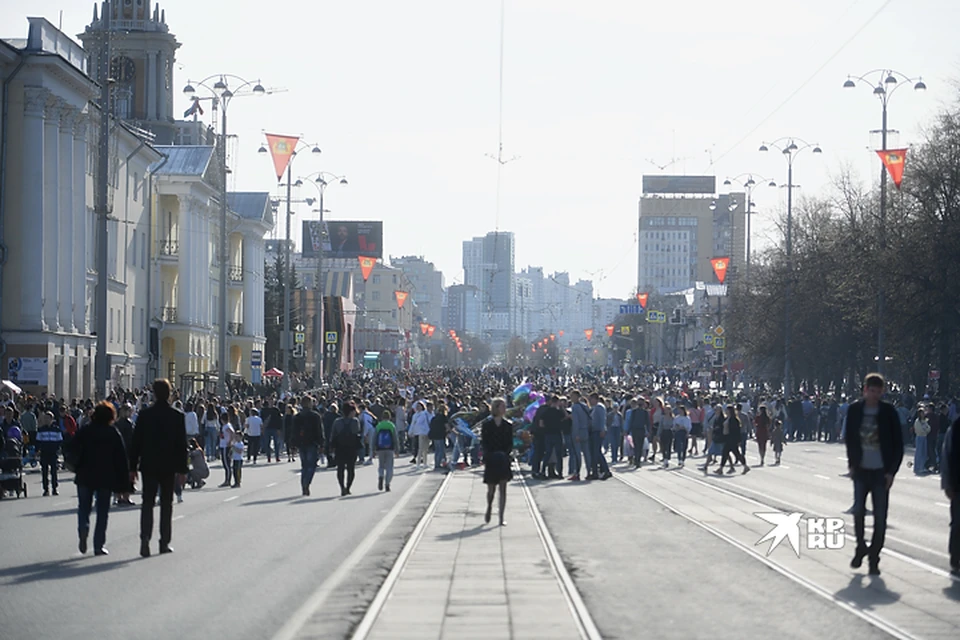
[
  {"left": 703, "top": 333, "right": 714, "bottom": 345},
  {"left": 713, "top": 337, "right": 726, "bottom": 349},
  {"left": 294, "top": 332, "right": 306, "bottom": 344}
]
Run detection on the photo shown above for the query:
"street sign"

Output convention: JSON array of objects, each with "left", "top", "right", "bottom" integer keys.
[
  {"left": 712, "top": 351, "right": 725, "bottom": 367},
  {"left": 292, "top": 343, "right": 305, "bottom": 359},
  {"left": 294, "top": 324, "right": 305, "bottom": 332},
  {"left": 929, "top": 370, "right": 940, "bottom": 380},
  {"left": 251, "top": 350, "right": 262, "bottom": 367},
  {"left": 646, "top": 310, "right": 666, "bottom": 324},
  {"left": 294, "top": 332, "right": 306, "bottom": 344},
  {"left": 619, "top": 304, "right": 643, "bottom": 315},
  {"left": 620, "top": 326, "right": 631, "bottom": 335},
  {"left": 713, "top": 337, "right": 726, "bottom": 350},
  {"left": 714, "top": 325, "right": 725, "bottom": 337},
  {"left": 325, "top": 331, "right": 338, "bottom": 344},
  {"left": 703, "top": 334, "right": 714, "bottom": 345}
]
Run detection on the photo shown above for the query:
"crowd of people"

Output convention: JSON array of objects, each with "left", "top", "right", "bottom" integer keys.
[{"left": 0, "top": 365, "right": 956, "bottom": 577}]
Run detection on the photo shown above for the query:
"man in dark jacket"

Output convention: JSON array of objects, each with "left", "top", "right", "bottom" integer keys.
[
  {"left": 114, "top": 404, "right": 135, "bottom": 505},
  {"left": 36, "top": 410, "right": 62, "bottom": 496},
  {"left": 295, "top": 396, "right": 323, "bottom": 496},
  {"left": 941, "top": 417, "right": 960, "bottom": 577},
  {"left": 129, "top": 379, "right": 188, "bottom": 557},
  {"left": 844, "top": 373, "right": 904, "bottom": 575}
]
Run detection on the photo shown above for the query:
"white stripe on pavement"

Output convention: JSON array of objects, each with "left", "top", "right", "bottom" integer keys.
[
  {"left": 813, "top": 474, "right": 831, "bottom": 480},
  {"left": 936, "top": 502, "right": 951, "bottom": 508},
  {"left": 267, "top": 482, "right": 278, "bottom": 487},
  {"left": 174, "top": 515, "right": 185, "bottom": 521},
  {"left": 223, "top": 496, "right": 238, "bottom": 502}
]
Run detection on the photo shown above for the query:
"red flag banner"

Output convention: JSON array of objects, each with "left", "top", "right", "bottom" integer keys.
[
  {"left": 427, "top": 325, "right": 435, "bottom": 337},
  {"left": 605, "top": 324, "right": 614, "bottom": 337},
  {"left": 395, "top": 290, "right": 408, "bottom": 309},
  {"left": 876, "top": 148, "right": 907, "bottom": 190},
  {"left": 711, "top": 257, "right": 730, "bottom": 284},
  {"left": 584, "top": 329, "right": 594, "bottom": 341},
  {"left": 420, "top": 322, "right": 429, "bottom": 335},
  {"left": 264, "top": 133, "right": 299, "bottom": 181},
  {"left": 636, "top": 292, "right": 649, "bottom": 309},
  {"left": 358, "top": 256, "right": 376, "bottom": 282}
]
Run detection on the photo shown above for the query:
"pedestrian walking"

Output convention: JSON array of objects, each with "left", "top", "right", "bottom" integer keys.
[
  {"left": 716, "top": 404, "right": 750, "bottom": 475},
  {"left": 429, "top": 405, "right": 449, "bottom": 470},
  {"left": 771, "top": 418, "right": 786, "bottom": 465},
  {"left": 35, "top": 410, "right": 62, "bottom": 496},
  {"left": 244, "top": 408, "right": 263, "bottom": 464},
  {"left": 73, "top": 402, "right": 131, "bottom": 556},
  {"left": 230, "top": 430, "right": 244, "bottom": 487},
  {"left": 129, "top": 379, "right": 189, "bottom": 558},
  {"left": 913, "top": 407, "right": 931, "bottom": 474},
  {"left": 481, "top": 398, "right": 513, "bottom": 527},
  {"left": 331, "top": 402, "right": 362, "bottom": 496},
  {"left": 374, "top": 409, "right": 398, "bottom": 491},
  {"left": 295, "top": 396, "right": 322, "bottom": 496},
  {"left": 755, "top": 406, "right": 771, "bottom": 466},
  {"left": 844, "top": 373, "right": 904, "bottom": 576},
  {"left": 409, "top": 401, "right": 431, "bottom": 471},
  {"left": 218, "top": 411, "right": 235, "bottom": 487},
  {"left": 941, "top": 416, "right": 959, "bottom": 577},
  {"left": 673, "top": 405, "right": 692, "bottom": 468},
  {"left": 587, "top": 393, "right": 611, "bottom": 479}
]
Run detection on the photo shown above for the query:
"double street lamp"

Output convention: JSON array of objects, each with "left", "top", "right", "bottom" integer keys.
[
  {"left": 723, "top": 174, "right": 777, "bottom": 282},
  {"left": 258, "top": 140, "right": 321, "bottom": 390},
  {"left": 297, "top": 172, "right": 348, "bottom": 381},
  {"left": 843, "top": 69, "right": 926, "bottom": 374},
  {"left": 183, "top": 74, "right": 265, "bottom": 398},
  {"left": 759, "top": 138, "right": 822, "bottom": 396}
]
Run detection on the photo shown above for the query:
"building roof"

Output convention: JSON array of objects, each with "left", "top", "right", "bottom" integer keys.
[
  {"left": 152, "top": 145, "right": 214, "bottom": 176},
  {"left": 227, "top": 192, "right": 272, "bottom": 223}
]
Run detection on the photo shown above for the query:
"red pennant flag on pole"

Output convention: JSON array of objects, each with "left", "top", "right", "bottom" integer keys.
[
  {"left": 636, "top": 292, "right": 649, "bottom": 309},
  {"left": 395, "top": 290, "right": 408, "bottom": 309},
  {"left": 876, "top": 148, "right": 907, "bottom": 190},
  {"left": 358, "top": 256, "right": 376, "bottom": 282},
  {"left": 584, "top": 329, "right": 594, "bottom": 341},
  {"left": 427, "top": 325, "right": 435, "bottom": 337},
  {"left": 419, "top": 322, "right": 429, "bottom": 335},
  {"left": 605, "top": 324, "right": 614, "bottom": 337},
  {"left": 263, "top": 133, "right": 300, "bottom": 181},
  {"left": 711, "top": 257, "right": 730, "bottom": 284}
]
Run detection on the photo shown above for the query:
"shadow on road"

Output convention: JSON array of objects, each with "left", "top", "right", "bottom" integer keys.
[
  {"left": 833, "top": 574, "right": 901, "bottom": 611},
  {"left": 436, "top": 524, "right": 487, "bottom": 541},
  {"left": 20, "top": 508, "right": 78, "bottom": 518},
  {"left": 0, "top": 557, "right": 136, "bottom": 585}
]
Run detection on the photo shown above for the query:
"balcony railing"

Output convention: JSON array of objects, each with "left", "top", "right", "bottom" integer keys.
[
  {"left": 228, "top": 321, "right": 243, "bottom": 335},
  {"left": 161, "top": 306, "right": 177, "bottom": 323},
  {"left": 160, "top": 241, "right": 179, "bottom": 257},
  {"left": 228, "top": 265, "right": 243, "bottom": 283}
]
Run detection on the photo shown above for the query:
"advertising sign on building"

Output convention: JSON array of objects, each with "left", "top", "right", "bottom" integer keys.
[
  {"left": 7, "top": 357, "right": 48, "bottom": 386},
  {"left": 302, "top": 220, "right": 383, "bottom": 259}
]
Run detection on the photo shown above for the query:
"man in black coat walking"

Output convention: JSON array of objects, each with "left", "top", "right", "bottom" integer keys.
[
  {"left": 129, "top": 379, "right": 189, "bottom": 557},
  {"left": 844, "top": 373, "right": 904, "bottom": 575}
]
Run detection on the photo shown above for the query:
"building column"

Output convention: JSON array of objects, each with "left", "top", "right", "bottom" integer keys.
[
  {"left": 20, "top": 87, "right": 47, "bottom": 331},
  {"left": 59, "top": 107, "right": 76, "bottom": 332},
  {"left": 145, "top": 50, "right": 157, "bottom": 120},
  {"left": 72, "top": 114, "right": 88, "bottom": 333},
  {"left": 242, "top": 235, "right": 255, "bottom": 335},
  {"left": 42, "top": 95, "right": 62, "bottom": 332},
  {"left": 177, "top": 197, "right": 191, "bottom": 324}
]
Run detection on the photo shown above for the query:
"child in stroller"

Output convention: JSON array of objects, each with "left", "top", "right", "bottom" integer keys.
[{"left": 0, "top": 434, "right": 27, "bottom": 498}]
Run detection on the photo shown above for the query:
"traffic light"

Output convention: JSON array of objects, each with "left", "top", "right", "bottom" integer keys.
[
  {"left": 712, "top": 351, "right": 725, "bottom": 368},
  {"left": 670, "top": 308, "right": 684, "bottom": 325}
]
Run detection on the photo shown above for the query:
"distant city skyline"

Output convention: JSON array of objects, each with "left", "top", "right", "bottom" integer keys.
[{"left": 2, "top": 0, "right": 955, "bottom": 299}]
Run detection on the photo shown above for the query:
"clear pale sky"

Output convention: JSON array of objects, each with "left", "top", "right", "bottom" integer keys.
[{"left": 4, "top": 0, "right": 957, "bottom": 298}]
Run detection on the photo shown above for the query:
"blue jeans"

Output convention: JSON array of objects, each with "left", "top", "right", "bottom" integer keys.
[
  {"left": 673, "top": 431, "right": 688, "bottom": 463},
  {"left": 852, "top": 468, "right": 890, "bottom": 559},
  {"left": 433, "top": 439, "right": 446, "bottom": 468},
  {"left": 265, "top": 429, "right": 283, "bottom": 460},
  {"left": 543, "top": 433, "right": 564, "bottom": 476},
  {"left": 301, "top": 445, "right": 319, "bottom": 488},
  {"left": 205, "top": 427, "right": 219, "bottom": 459},
  {"left": 608, "top": 427, "right": 622, "bottom": 463},
  {"left": 914, "top": 435, "right": 928, "bottom": 473},
  {"left": 564, "top": 432, "right": 580, "bottom": 476},
  {"left": 588, "top": 431, "right": 609, "bottom": 477},
  {"left": 77, "top": 485, "right": 112, "bottom": 550}
]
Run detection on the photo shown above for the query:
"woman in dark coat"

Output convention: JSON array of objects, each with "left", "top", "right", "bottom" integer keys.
[
  {"left": 481, "top": 398, "right": 513, "bottom": 526},
  {"left": 73, "top": 402, "right": 131, "bottom": 556}
]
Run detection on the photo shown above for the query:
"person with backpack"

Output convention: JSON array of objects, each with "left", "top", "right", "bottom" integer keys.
[
  {"left": 331, "top": 402, "right": 362, "bottom": 496},
  {"left": 374, "top": 409, "right": 398, "bottom": 492}
]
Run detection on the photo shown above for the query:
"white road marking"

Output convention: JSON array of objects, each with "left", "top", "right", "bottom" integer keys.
[
  {"left": 54, "top": 501, "right": 72, "bottom": 507},
  {"left": 779, "top": 465, "right": 791, "bottom": 469},
  {"left": 836, "top": 457, "right": 848, "bottom": 461},
  {"left": 813, "top": 474, "right": 831, "bottom": 480},
  {"left": 267, "top": 482, "right": 278, "bottom": 488},
  {"left": 223, "top": 496, "right": 238, "bottom": 503},
  {"left": 174, "top": 515, "right": 185, "bottom": 521},
  {"left": 936, "top": 502, "right": 951, "bottom": 508}
]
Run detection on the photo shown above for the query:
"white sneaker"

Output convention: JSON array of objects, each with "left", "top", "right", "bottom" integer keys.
[{"left": 176, "top": 495, "right": 183, "bottom": 503}]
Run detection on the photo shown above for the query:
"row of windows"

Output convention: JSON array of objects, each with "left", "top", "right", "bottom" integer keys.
[
  {"left": 108, "top": 306, "right": 146, "bottom": 347},
  {"left": 643, "top": 244, "right": 689, "bottom": 253},
  {"left": 643, "top": 217, "right": 698, "bottom": 227}
]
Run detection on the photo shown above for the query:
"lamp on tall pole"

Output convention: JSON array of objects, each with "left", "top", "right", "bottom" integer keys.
[
  {"left": 296, "top": 172, "right": 347, "bottom": 382},
  {"left": 843, "top": 69, "right": 926, "bottom": 375},
  {"left": 759, "top": 138, "right": 822, "bottom": 395},
  {"left": 183, "top": 74, "right": 265, "bottom": 398},
  {"left": 723, "top": 174, "right": 777, "bottom": 282},
  {"left": 258, "top": 141, "right": 321, "bottom": 391}
]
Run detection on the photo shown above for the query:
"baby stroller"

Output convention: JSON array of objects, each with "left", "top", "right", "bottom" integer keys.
[{"left": 0, "top": 438, "right": 27, "bottom": 498}]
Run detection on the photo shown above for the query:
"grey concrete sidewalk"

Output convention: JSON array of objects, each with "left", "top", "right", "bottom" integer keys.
[{"left": 364, "top": 469, "right": 584, "bottom": 640}]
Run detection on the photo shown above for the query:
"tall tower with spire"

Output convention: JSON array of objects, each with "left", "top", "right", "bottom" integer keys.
[{"left": 79, "top": 1, "right": 183, "bottom": 143}]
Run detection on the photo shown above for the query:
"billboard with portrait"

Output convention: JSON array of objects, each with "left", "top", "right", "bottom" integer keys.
[{"left": 302, "top": 220, "right": 383, "bottom": 259}]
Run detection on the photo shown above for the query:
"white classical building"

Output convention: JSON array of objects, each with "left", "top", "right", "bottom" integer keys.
[{"left": 0, "top": 17, "right": 162, "bottom": 397}]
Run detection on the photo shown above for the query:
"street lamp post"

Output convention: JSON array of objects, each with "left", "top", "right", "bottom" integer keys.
[
  {"left": 183, "top": 75, "right": 265, "bottom": 398},
  {"left": 843, "top": 70, "right": 926, "bottom": 374},
  {"left": 258, "top": 141, "right": 321, "bottom": 391},
  {"left": 759, "top": 138, "right": 822, "bottom": 396},
  {"left": 723, "top": 174, "right": 777, "bottom": 282},
  {"left": 297, "top": 172, "right": 348, "bottom": 381}
]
